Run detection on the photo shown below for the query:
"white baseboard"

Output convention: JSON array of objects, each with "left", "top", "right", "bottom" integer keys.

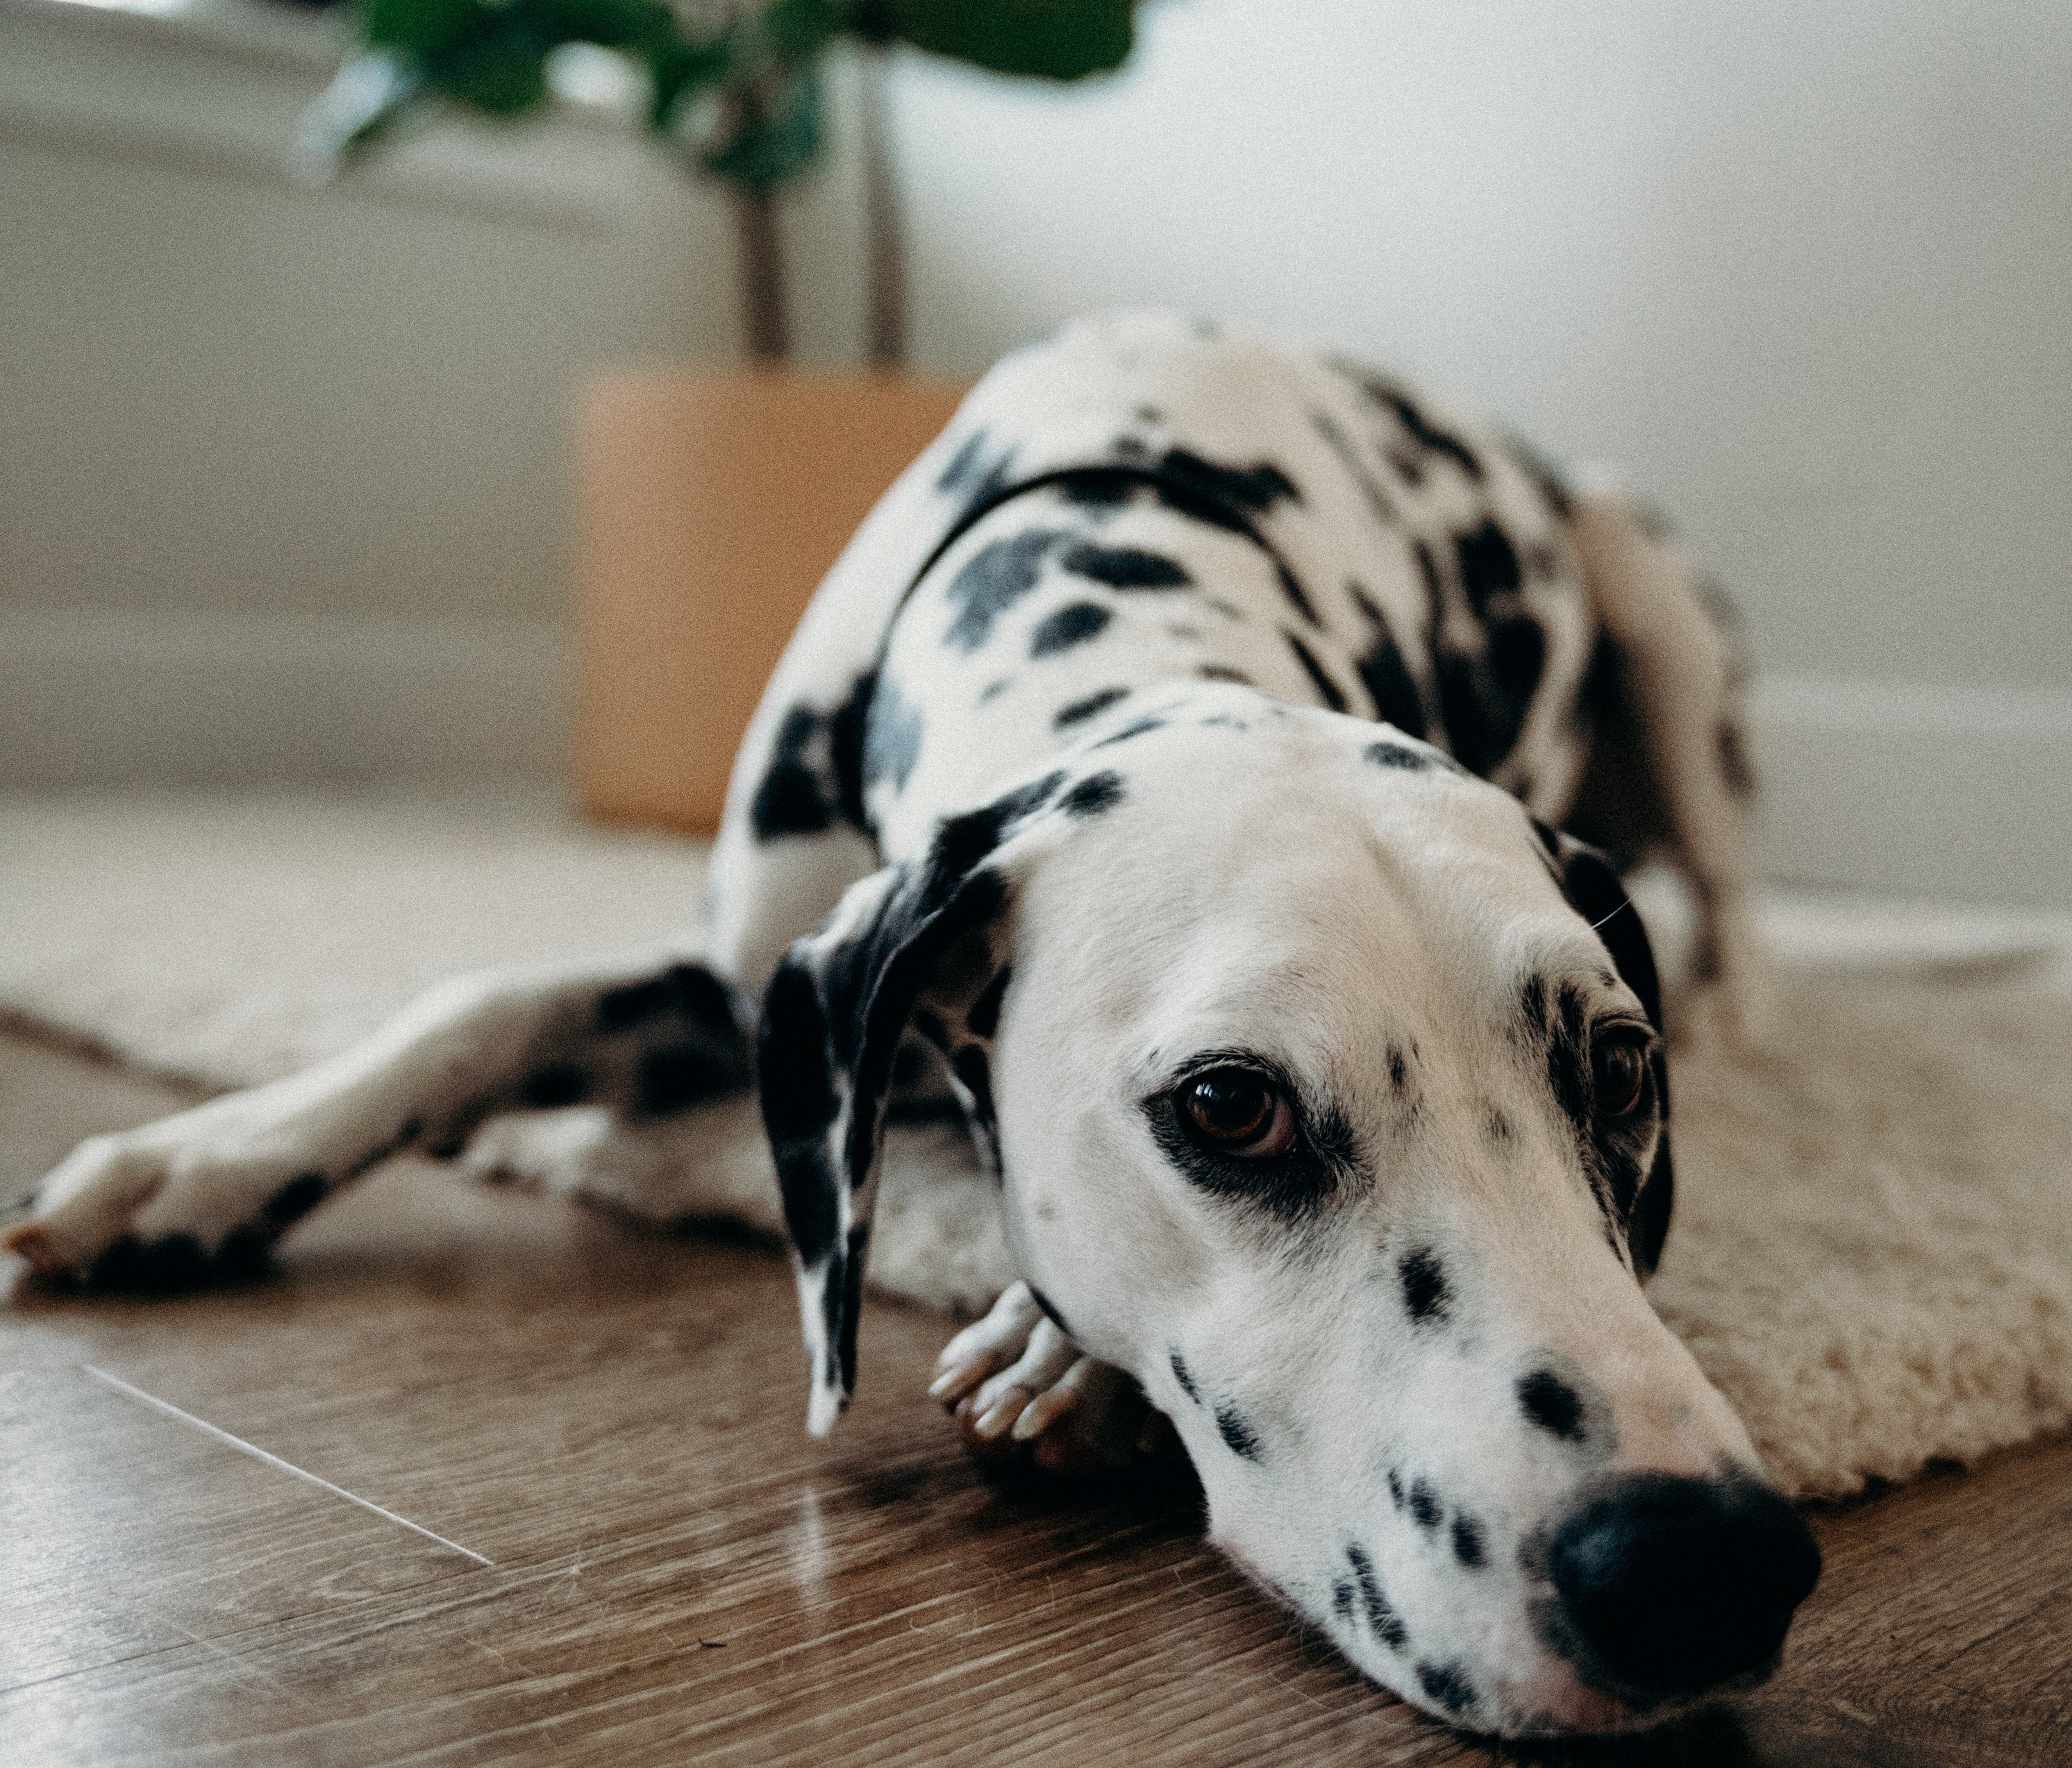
[
  {"left": 2, "top": 611, "right": 2066, "bottom": 907},
  {"left": 1752, "top": 675, "right": 2072, "bottom": 910},
  {"left": 0, "top": 607, "right": 568, "bottom": 787}
]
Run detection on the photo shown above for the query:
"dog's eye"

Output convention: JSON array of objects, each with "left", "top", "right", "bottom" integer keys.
[
  {"left": 1179, "top": 1069, "right": 1296, "bottom": 1157},
  {"left": 1590, "top": 1033, "right": 1650, "bottom": 1119}
]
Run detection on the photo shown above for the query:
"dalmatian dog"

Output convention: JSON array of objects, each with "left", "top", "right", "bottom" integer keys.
[{"left": 7, "top": 312, "right": 1817, "bottom": 1736}]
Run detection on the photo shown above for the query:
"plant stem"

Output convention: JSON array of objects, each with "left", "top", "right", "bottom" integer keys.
[
  {"left": 856, "top": 40, "right": 906, "bottom": 372},
  {"left": 732, "top": 185, "right": 790, "bottom": 364}
]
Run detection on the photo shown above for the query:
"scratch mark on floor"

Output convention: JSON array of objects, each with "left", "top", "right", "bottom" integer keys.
[{"left": 80, "top": 1364, "right": 495, "bottom": 1567}]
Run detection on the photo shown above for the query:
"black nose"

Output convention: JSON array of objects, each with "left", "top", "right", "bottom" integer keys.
[{"left": 1546, "top": 1471, "right": 1822, "bottom": 1696}]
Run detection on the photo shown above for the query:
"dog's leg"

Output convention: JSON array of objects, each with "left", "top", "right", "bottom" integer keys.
[
  {"left": 928, "top": 1282, "right": 1172, "bottom": 1475},
  {"left": 1568, "top": 491, "right": 1768, "bottom": 1042},
  {"left": 3, "top": 955, "right": 748, "bottom": 1285}
]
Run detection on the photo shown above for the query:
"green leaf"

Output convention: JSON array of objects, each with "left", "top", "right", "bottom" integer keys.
[
  {"left": 699, "top": 62, "right": 823, "bottom": 190},
  {"left": 762, "top": 0, "right": 845, "bottom": 63},
  {"left": 883, "top": 0, "right": 1136, "bottom": 80},
  {"left": 523, "top": 0, "right": 679, "bottom": 52},
  {"left": 645, "top": 38, "right": 732, "bottom": 133},
  {"left": 430, "top": 24, "right": 554, "bottom": 114},
  {"left": 360, "top": 0, "right": 481, "bottom": 54}
]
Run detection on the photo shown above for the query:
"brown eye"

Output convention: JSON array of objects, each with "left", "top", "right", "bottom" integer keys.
[
  {"left": 1590, "top": 1035, "right": 1650, "bottom": 1119},
  {"left": 1180, "top": 1069, "right": 1297, "bottom": 1157}
]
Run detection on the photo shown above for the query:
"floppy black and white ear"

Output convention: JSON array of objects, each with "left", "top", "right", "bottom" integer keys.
[
  {"left": 757, "top": 791, "right": 1052, "bottom": 1435},
  {"left": 1537, "top": 821, "right": 1675, "bottom": 1279}
]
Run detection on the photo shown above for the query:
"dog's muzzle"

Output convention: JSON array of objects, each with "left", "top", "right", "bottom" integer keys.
[{"left": 1541, "top": 1470, "right": 1822, "bottom": 1698}]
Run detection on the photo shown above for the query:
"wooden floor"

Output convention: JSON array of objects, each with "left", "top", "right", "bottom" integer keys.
[{"left": 3, "top": 1030, "right": 2068, "bottom": 1768}]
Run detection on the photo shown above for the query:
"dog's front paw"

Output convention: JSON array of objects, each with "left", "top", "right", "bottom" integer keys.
[
  {"left": 929, "top": 1282, "right": 1165, "bottom": 1476},
  {"left": 3, "top": 1113, "right": 335, "bottom": 1291}
]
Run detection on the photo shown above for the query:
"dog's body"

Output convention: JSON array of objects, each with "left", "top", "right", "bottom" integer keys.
[{"left": 7, "top": 313, "right": 1815, "bottom": 1736}]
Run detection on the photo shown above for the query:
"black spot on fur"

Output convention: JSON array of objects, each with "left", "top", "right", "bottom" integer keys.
[
  {"left": 1357, "top": 629, "right": 1428, "bottom": 739},
  {"left": 826, "top": 669, "right": 876, "bottom": 831},
  {"left": 1719, "top": 717, "right": 1756, "bottom": 799},
  {"left": 636, "top": 1045, "right": 728, "bottom": 1116},
  {"left": 1332, "top": 1581, "right": 1357, "bottom": 1626},
  {"left": 1416, "top": 1660, "right": 1476, "bottom": 1716},
  {"left": 1488, "top": 615, "right": 1547, "bottom": 710},
  {"left": 1452, "top": 1513, "right": 1488, "bottom": 1569},
  {"left": 1062, "top": 772, "right": 1124, "bottom": 818},
  {"left": 978, "top": 677, "right": 1011, "bottom": 704},
  {"left": 1197, "top": 664, "right": 1253, "bottom": 685},
  {"left": 1169, "top": 1350, "right": 1200, "bottom": 1404},
  {"left": 521, "top": 1064, "right": 589, "bottom": 1108},
  {"left": 84, "top": 1232, "right": 217, "bottom": 1294},
  {"left": 1284, "top": 632, "right": 1347, "bottom": 711},
  {"left": 750, "top": 707, "right": 833, "bottom": 840},
  {"left": 1028, "top": 1285, "right": 1072, "bottom": 1336},
  {"left": 1055, "top": 467, "right": 1138, "bottom": 508},
  {"left": 598, "top": 965, "right": 740, "bottom": 1043},
  {"left": 1366, "top": 739, "right": 1434, "bottom": 772},
  {"left": 1347, "top": 1543, "right": 1409, "bottom": 1650},
  {"left": 864, "top": 671, "right": 925, "bottom": 792},
  {"left": 598, "top": 975, "right": 675, "bottom": 1032},
  {"left": 943, "top": 529, "right": 1057, "bottom": 652},
  {"left": 1215, "top": 1405, "right": 1263, "bottom": 1460},
  {"left": 1091, "top": 716, "right": 1164, "bottom": 748},
  {"left": 1398, "top": 1247, "right": 1449, "bottom": 1325},
  {"left": 757, "top": 965, "right": 841, "bottom": 1260},
  {"left": 1484, "top": 1106, "right": 1515, "bottom": 1146},
  {"left": 967, "top": 966, "right": 1013, "bottom": 1040},
  {"left": 1159, "top": 447, "right": 1300, "bottom": 514},
  {"left": 1338, "top": 367, "right": 1484, "bottom": 482},
  {"left": 263, "top": 1171, "right": 329, "bottom": 1228},
  {"left": 1520, "top": 1368, "right": 1587, "bottom": 1442},
  {"left": 672, "top": 965, "right": 742, "bottom": 1042},
  {"left": 1062, "top": 543, "right": 1191, "bottom": 590},
  {"left": 1055, "top": 686, "right": 1130, "bottom": 729},
  {"left": 936, "top": 427, "right": 1016, "bottom": 519},
  {"left": 1031, "top": 601, "right": 1112, "bottom": 658},
  {"left": 1388, "top": 1468, "right": 1407, "bottom": 1510},
  {"left": 1505, "top": 433, "right": 1574, "bottom": 517},
  {"left": 1409, "top": 1478, "right": 1442, "bottom": 1530},
  {"left": 1455, "top": 520, "right": 1523, "bottom": 617},
  {"left": 977, "top": 770, "right": 1065, "bottom": 840},
  {"left": 1273, "top": 563, "right": 1321, "bottom": 625}
]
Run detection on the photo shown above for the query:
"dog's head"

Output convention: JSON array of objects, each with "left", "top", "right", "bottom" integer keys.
[{"left": 759, "top": 686, "right": 1818, "bottom": 1736}]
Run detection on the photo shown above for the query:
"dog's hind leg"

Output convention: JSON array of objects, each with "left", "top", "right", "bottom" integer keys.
[
  {"left": 1567, "top": 490, "right": 1769, "bottom": 1042},
  {"left": 3, "top": 953, "right": 750, "bottom": 1287}
]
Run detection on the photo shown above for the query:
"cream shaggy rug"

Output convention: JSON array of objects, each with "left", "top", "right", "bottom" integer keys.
[{"left": 4, "top": 787, "right": 2070, "bottom": 1500}]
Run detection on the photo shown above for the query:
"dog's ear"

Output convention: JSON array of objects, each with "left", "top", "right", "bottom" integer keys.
[
  {"left": 758, "top": 778, "right": 1063, "bottom": 1435},
  {"left": 1536, "top": 821, "right": 1675, "bottom": 1280}
]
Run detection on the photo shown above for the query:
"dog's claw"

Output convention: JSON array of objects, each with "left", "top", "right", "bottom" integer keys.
[
  {"left": 933, "top": 1282, "right": 1155, "bottom": 1476},
  {"left": 972, "top": 1385, "right": 1034, "bottom": 1440},
  {"left": 927, "top": 1350, "right": 998, "bottom": 1403}
]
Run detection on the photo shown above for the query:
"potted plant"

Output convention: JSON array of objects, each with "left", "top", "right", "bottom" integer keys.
[{"left": 303, "top": 0, "right": 1144, "bottom": 829}]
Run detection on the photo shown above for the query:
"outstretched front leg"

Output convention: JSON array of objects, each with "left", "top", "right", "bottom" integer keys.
[{"left": 4, "top": 955, "right": 747, "bottom": 1287}]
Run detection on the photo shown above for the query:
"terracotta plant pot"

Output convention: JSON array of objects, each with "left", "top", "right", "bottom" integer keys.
[{"left": 576, "top": 370, "right": 967, "bottom": 834}]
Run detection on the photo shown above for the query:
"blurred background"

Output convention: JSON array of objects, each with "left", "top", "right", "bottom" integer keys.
[{"left": 2, "top": 0, "right": 2067, "bottom": 903}]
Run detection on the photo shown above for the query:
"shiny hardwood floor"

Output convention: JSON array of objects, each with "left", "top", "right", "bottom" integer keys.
[{"left": 2, "top": 1028, "right": 2067, "bottom": 1768}]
